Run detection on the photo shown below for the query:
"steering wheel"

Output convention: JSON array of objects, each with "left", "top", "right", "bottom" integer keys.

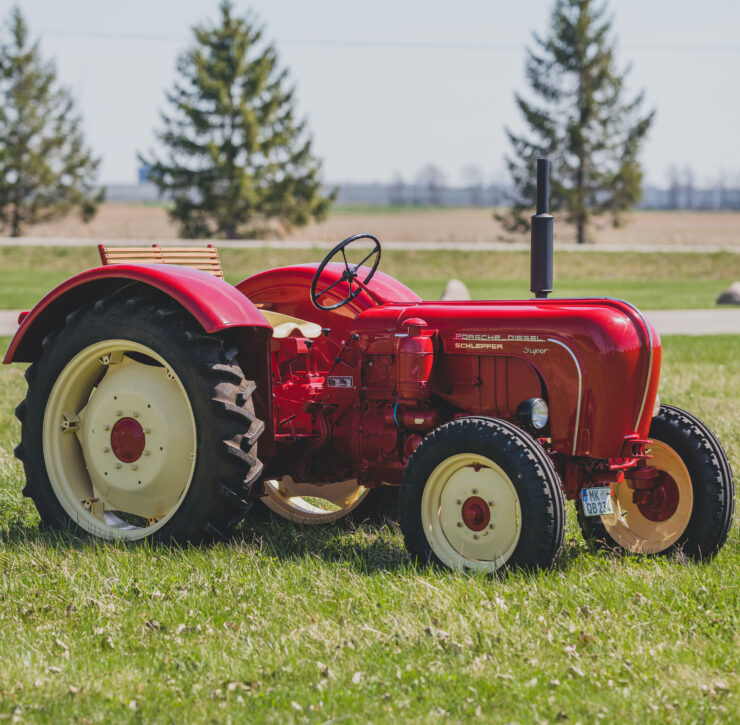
[{"left": 310, "top": 233, "right": 382, "bottom": 310}]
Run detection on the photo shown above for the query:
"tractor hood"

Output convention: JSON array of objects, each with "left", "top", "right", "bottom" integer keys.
[{"left": 356, "top": 297, "right": 661, "bottom": 459}]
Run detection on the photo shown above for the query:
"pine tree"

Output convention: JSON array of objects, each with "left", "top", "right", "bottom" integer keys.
[
  {"left": 501, "top": 0, "right": 654, "bottom": 244},
  {"left": 142, "top": 2, "right": 334, "bottom": 239},
  {"left": 0, "top": 7, "right": 102, "bottom": 237}
]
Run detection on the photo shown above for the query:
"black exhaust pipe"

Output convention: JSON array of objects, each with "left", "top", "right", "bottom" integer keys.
[{"left": 530, "top": 158, "right": 553, "bottom": 299}]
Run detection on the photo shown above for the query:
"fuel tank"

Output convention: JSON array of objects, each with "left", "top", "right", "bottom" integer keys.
[{"left": 354, "top": 298, "right": 661, "bottom": 459}]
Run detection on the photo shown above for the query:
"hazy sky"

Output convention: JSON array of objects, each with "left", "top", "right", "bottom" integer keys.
[{"left": 12, "top": 0, "right": 740, "bottom": 187}]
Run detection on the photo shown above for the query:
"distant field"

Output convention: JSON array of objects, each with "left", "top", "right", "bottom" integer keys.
[
  {"left": 0, "top": 246, "right": 738, "bottom": 311},
  {"left": 14, "top": 202, "right": 740, "bottom": 248}
]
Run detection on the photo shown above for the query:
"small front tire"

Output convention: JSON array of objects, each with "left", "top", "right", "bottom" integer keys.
[{"left": 400, "top": 417, "right": 565, "bottom": 573}]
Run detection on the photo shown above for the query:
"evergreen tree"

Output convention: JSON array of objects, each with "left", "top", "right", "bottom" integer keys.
[
  {"left": 501, "top": 0, "right": 654, "bottom": 244},
  {"left": 142, "top": 2, "right": 334, "bottom": 239},
  {"left": 0, "top": 7, "right": 102, "bottom": 237}
]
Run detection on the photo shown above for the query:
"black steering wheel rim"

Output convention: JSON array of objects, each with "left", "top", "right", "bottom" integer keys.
[{"left": 310, "top": 233, "right": 382, "bottom": 311}]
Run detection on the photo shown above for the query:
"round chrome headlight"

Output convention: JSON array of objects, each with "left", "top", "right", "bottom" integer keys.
[{"left": 517, "top": 397, "right": 549, "bottom": 430}]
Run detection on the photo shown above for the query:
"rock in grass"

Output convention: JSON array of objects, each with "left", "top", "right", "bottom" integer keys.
[
  {"left": 441, "top": 279, "right": 471, "bottom": 301},
  {"left": 717, "top": 282, "right": 740, "bottom": 305}
]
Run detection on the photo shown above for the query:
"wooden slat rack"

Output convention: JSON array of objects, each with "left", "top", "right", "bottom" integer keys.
[{"left": 98, "top": 243, "right": 224, "bottom": 279}]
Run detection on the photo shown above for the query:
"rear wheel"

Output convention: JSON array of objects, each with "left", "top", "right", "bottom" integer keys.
[
  {"left": 14, "top": 292, "right": 264, "bottom": 542},
  {"left": 400, "top": 417, "right": 564, "bottom": 573},
  {"left": 256, "top": 478, "right": 397, "bottom": 524},
  {"left": 578, "top": 405, "right": 734, "bottom": 559}
]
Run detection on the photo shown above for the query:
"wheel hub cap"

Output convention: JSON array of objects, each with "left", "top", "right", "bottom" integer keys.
[
  {"left": 634, "top": 472, "right": 680, "bottom": 522},
  {"left": 111, "top": 417, "right": 146, "bottom": 462},
  {"left": 461, "top": 496, "right": 490, "bottom": 531}
]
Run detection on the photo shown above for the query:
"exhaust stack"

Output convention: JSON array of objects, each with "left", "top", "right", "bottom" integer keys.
[{"left": 530, "top": 158, "right": 553, "bottom": 299}]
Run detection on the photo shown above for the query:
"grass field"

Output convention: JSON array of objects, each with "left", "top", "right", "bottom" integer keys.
[
  {"left": 0, "top": 334, "right": 738, "bottom": 723},
  {"left": 0, "top": 245, "right": 738, "bottom": 311}
]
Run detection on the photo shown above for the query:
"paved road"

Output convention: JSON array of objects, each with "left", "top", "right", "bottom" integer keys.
[
  {"left": 0, "top": 311, "right": 20, "bottom": 337},
  {"left": 2, "top": 236, "right": 740, "bottom": 253},
  {"left": 2, "top": 308, "right": 739, "bottom": 338}
]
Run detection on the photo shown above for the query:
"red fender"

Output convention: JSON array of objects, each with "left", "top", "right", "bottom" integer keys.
[{"left": 3, "top": 264, "right": 271, "bottom": 363}]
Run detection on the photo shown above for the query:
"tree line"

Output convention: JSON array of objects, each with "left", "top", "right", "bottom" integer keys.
[{"left": 0, "top": 0, "right": 720, "bottom": 241}]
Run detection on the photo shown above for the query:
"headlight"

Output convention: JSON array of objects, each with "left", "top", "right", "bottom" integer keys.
[
  {"left": 652, "top": 392, "right": 661, "bottom": 417},
  {"left": 517, "top": 397, "right": 549, "bottom": 430}
]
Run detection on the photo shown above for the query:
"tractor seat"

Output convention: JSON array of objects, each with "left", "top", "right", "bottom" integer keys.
[{"left": 261, "top": 310, "right": 322, "bottom": 339}]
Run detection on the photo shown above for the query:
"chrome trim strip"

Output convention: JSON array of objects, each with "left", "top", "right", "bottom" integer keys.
[{"left": 547, "top": 338, "right": 582, "bottom": 455}]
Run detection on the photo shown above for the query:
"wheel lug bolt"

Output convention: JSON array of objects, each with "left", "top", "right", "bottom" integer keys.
[
  {"left": 116, "top": 410, "right": 123, "bottom": 417},
  {"left": 132, "top": 464, "right": 139, "bottom": 470},
  {"left": 144, "top": 428, "right": 151, "bottom": 434},
  {"left": 115, "top": 463, "right": 122, "bottom": 469},
  {"left": 457, "top": 522, "right": 463, "bottom": 527},
  {"left": 103, "top": 424, "right": 111, "bottom": 431},
  {"left": 143, "top": 449, "right": 151, "bottom": 456},
  {"left": 488, "top": 501, "right": 494, "bottom": 506},
  {"left": 456, "top": 499, "right": 462, "bottom": 505},
  {"left": 133, "top": 411, "right": 140, "bottom": 418},
  {"left": 103, "top": 447, "right": 110, "bottom": 453},
  {"left": 472, "top": 488, "right": 478, "bottom": 494},
  {"left": 473, "top": 534, "right": 479, "bottom": 540},
  {"left": 488, "top": 523, "right": 494, "bottom": 529}
]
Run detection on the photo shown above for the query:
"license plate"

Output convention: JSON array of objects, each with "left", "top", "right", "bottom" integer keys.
[{"left": 580, "top": 487, "right": 614, "bottom": 517}]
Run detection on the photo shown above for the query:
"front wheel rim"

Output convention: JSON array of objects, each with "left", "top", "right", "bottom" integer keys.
[
  {"left": 42, "top": 340, "right": 197, "bottom": 540},
  {"left": 421, "top": 453, "right": 522, "bottom": 573},
  {"left": 260, "top": 477, "right": 371, "bottom": 524},
  {"left": 600, "top": 440, "right": 693, "bottom": 554}
]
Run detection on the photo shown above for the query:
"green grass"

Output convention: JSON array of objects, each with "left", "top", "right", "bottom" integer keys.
[
  {"left": 0, "top": 335, "right": 738, "bottom": 722},
  {"left": 0, "top": 246, "right": 739, "bottom": 311}
]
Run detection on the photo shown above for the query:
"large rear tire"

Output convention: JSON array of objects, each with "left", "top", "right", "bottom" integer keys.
[
  {"left": 578, "top": 405, "right": 734, "bottom": 559},
  {"left": 400, "top": 417, "right": 564, "bottom": 573},
  {"left": 14, "top": 292, "right": 264, "bottom": 542}
]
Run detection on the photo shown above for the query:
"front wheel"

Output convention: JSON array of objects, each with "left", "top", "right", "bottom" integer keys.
[
  {"left": 400, "top": 417, "right": 565, "bottom": 573},
  {"left": 579, "top": 405, "right": 735, "bottom": 559}
]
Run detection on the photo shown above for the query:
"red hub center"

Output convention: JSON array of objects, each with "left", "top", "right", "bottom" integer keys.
[
  {"left": 110, "top": 417, "right": 146, "bottom": 463},
  {"left": 634, "top": 471, "right": 680, "bottom": 522},
  {"left": 461, "top": 496, "right": 491, "bottom": 532}
]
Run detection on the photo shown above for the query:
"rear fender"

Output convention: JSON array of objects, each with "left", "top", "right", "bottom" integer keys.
[
  {"left": 3, "top": 264, "right": 275, "bottom": 444},
  {"left": 4, "top": 263, "right": 272, "bottom": 363}
]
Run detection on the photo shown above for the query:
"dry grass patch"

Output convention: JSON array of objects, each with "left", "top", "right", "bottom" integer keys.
[{"left": 15, "top": 202, "right": 740, "bottom": 248}]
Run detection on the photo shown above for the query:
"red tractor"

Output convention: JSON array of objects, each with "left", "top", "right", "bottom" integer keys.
[{"left": 6, "top": 160, "right": 734, "bottom": 572}]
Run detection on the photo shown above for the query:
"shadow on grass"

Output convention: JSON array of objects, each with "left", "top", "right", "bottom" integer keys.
[
  {"left": 0, "top": 513, "right": 414, "bottom": 574},
  {"left": 234, "top": 514, "right": 413, "bottom": 574},
  {"left": 0, "top": 509, "right": 641, "bottom": 578}
]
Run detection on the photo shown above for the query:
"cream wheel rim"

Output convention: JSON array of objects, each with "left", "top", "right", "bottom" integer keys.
[
  {"left": 42, "top": 340, "right": 197, "bottom": 540},
  {"left": 421, "top": 453, "right": 522, "bottom": 573},
  {"left": 601, "top": 439, "right": 693, "bottom": 554},
  {"left": 261, "top": 477, "right": 371, "bottom": 524}
]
